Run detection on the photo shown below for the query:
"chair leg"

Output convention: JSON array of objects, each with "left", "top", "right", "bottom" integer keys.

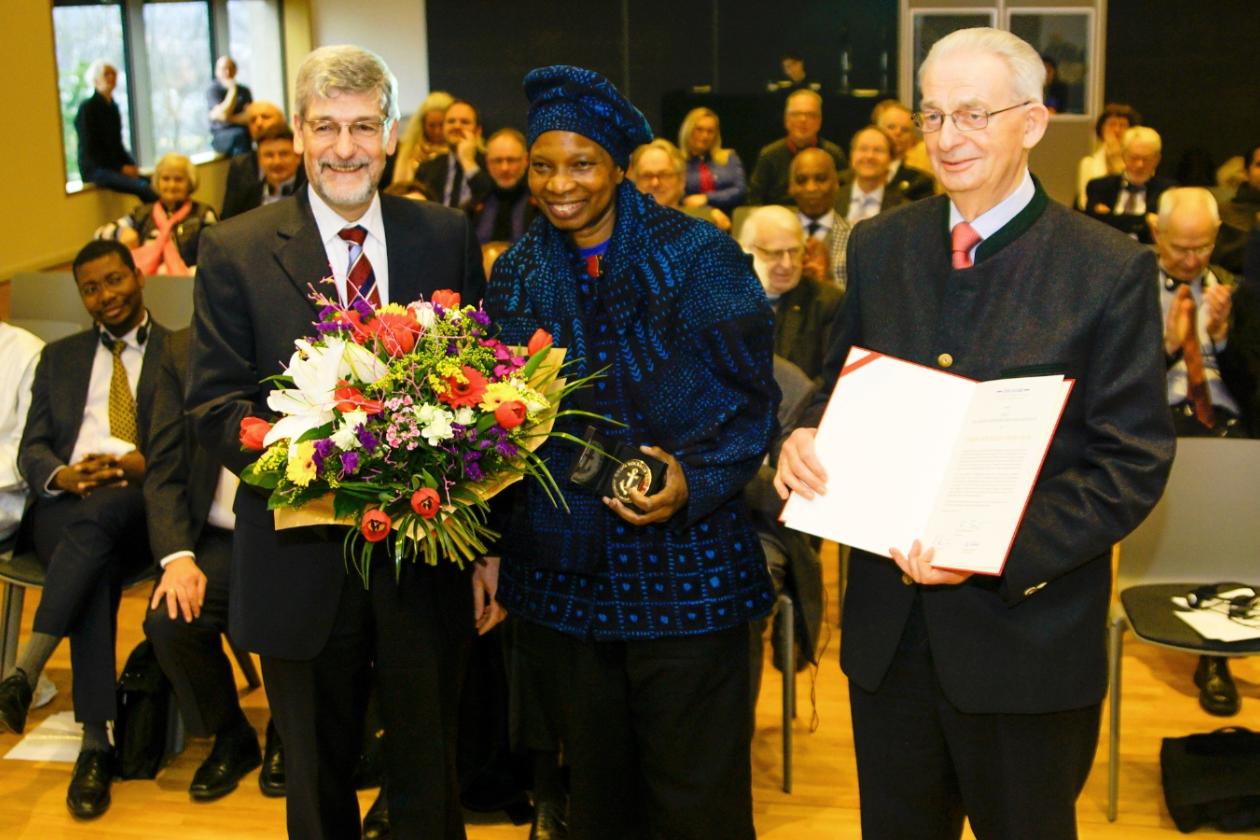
[
  {"left": 779, "top": 594, "right": 794, "bottom": 794},
  {"left": 1107, "top": 614, "right": 1126, "bottom": 822},
  {"left": 227, "top": 640, "right": 262, "bottom": 690},
  {"left": 1, "top": 584, "right": 26, "bottom": 676}
]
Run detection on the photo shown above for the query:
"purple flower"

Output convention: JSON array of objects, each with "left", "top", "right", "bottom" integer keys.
[
  {"left": 446, "top": 341, "right": 459, "bottom": 356},
  {"left": 464, "top": 459, "right": 484, "bottom": 481},
  {"left": 495, "top": 439, "right": 519, "bottom": 458},
  {"left": 319, "top": 305, "right": 339, "bottom": 320},
  {"left": 351, "top": 298, "right": 375, "bottom": 319},
  {"left": 471, "top": 309, "right": 491, "bottom": 327},
  {"left": 315, "top": 320, "right": 346, "bottom": 334},
  {"left": 340, "top": 451, "right": 360, "bottom": 475},
  {"left": 356, "top": 425, "right": 380, "bottom": 452},
  {"left": 312, "top": 438, "right": 335, "bottom": 471}
]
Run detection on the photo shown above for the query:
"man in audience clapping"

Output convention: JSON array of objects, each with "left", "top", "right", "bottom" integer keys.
[
  {"left": 1085, "top": 125, "right": 1175, "bottom": 243},
  {"left": 786, "top": 148, "right": 851, "bottom": 290}
]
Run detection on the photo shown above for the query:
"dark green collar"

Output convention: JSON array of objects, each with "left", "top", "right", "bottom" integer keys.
[{"left": 939, "top": 175, "right": 1050, "bottom": 266}]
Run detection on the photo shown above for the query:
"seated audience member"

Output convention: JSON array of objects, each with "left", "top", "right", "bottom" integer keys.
[
  {"left": 221, "top": 124, "right": 301, "bottom": 221},
  {"left": 871, "top": 99, "right": 935, "bottom": 200},
  {"left": 96, "top": 153, "right": 217, "bottom": 275},
  {"left": 1212, "top": 143, "right": 1260, "bottom": 274},
  {"left": 220, "top": 101, "right": 299, "bottom": 220},
  {"left": 416, "top": 99, "right": 491, "bottom": 209},
  {"left": 142, "top": 327, "right": 262, "bottom": 802},
  {"left": 0, "top": 323, "right": 43, "bottom": 542},
  {"left": 630, "top": 139, "right": 731, "bottom": 231},
  {"left": 392, "top": 90, "right": 455, "bottom": 186},
  {"left": 382, "top": 180, "right": 432, "bottom": 201},
  {"left": 206, "top": 56, "right": 253, "bottom": 157},
  {"left": 1086, "top": 126, "right": 1174, "bottom": 243},
  {"left": 1149, "top": 187, "right": 1259, "bottom": 718},
  {"left": 1041, "top": 55, "right": 1068, "bottom": 113},
  {"left": 75, "top": 60, "right": 157, "bottom": 203},
  {"left": 1076, "top": 103, "right": 1141, "bottom": 210},
  {"left": 779, "top": 52, "right": 820, "bottom": 95},
  {"left": 838, "top": 125, "right": 908, "bottom": 225},
  {"left": 748, "top": 90, "right": 847, "bottom": 206},
  {"left": 0, "top": 240, "right": 168, "bottom": 819},
  {"left": 678, "top": 107, "right": 748, "bottom": 212},
  {"left": 786, "top": 147, "right": 851, "bottom": 290},
  {"left": 470, "top": 128, "right": 538, "bottom": 244}
]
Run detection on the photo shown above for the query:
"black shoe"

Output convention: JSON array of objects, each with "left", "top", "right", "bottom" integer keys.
[
  {"left": 66, "top": 749, "right": 113, "bottom": 819},
  {"left": 362, "top": 786, "right": 390, "bottom": 839},
  {"left": 1195, "top": 656, "right": 1240, "bottom": 716},
  {"left": 189, "top": 722, "right": 262, "bottom": 801},
  {"left": 529, "top": 798, "right": 568, "bottom": 840},
  {"left": 258, "top": 718, "right": 286, "bottom": 797},
  {"left": 0, "top": 670, "right": 34, "bottom": 735}
]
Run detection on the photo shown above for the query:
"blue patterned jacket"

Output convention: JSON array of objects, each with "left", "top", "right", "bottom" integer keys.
[{"left": 485, "top": 182, "right": 779, "bottom": 639}]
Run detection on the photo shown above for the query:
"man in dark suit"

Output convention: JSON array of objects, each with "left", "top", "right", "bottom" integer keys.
[
  {"left": 220, "top": 102, "right": 306, "bottom": 220},
  {"left": 776, "top": 28, "right": 1174, "bottom": 839},
  {"left": 469, "top": 128, "right": 539, "bottom": 245},
  {"left": 1212, "top": 143, "right": 1260, "bottom": 274},
  {"left": 1085, "top": 125, "right": 1175, "bottom": 243},
  {"left": 416, "top": 100, "right": 492, "bottom": 210},
  {"left": 748, "top": 89, "right": 848, "bottom": 206},
  {"left": 836, "top": 125, "right": 910, "bottom": 226},
  {"left": 785, "top": 147, "right": 851, "bottom": 290},
  {"left": 0, "top": 239, "right": 168, "bottom": 819},
  {"left": 186, "top": 45, "right": 492, "bottom": 840},
  {"left": 219, "top": 122, "right": 304, "bottom": 221},
  {"left": 872, "top": 99, "right": 937, "bottom": 200}
]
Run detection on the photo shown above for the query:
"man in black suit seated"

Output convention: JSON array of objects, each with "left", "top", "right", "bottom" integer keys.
[
  {"left": 416, "top": 99, "right": 492, "bottom": 210},
  {"left": 837, "top": 125, "right": 910, "bottom": 226},
  {"left": 872, "top": 99, "right": 936, "bottom": 200},
  {"left": 187, "top": 44, "right": 492, "bottom": 839},
  {"left": 1212, "top": 143, "right": 1260, "bottom": 274},
  {"left": 74, "top": 61, "right": 157, "bottom": 202},
  {"left": 0, "top": 240, "right": 168, "bottom": 819},
  {"left": 220, "top": 101, "right": 305, "bottom": 220},
  {"left": 468, "top": 128, "right": 538, "bottom": 245},
  {"left": 748, "top": 90, "right": 848, "bottom": 206},
  {"left": 1086, "top": 125, "right": 1175, "bottom": 243}
]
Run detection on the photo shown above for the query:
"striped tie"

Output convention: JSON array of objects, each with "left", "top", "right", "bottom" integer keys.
[{"left": 337, "top": 225, "right": 381, "bottom": 307}]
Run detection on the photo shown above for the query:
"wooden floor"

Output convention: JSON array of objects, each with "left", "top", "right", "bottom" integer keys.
[{"left": 1, "top": 545, "right": 1258, "bottom": 838}]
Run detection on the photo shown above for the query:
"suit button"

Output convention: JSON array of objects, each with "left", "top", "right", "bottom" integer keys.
[
  {"left": 901, "top": 573, "right": 914, "bottom": 586},
  {"left": 937, "top": 353, "right": 954, "bottom": 368},
  {"left": 1023, "top": 581, "right": 1047, "bottom": 597}
]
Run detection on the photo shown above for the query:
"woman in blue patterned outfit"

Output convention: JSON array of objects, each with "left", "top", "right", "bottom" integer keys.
[{"left": 485, "top": 66, "right": 779, "bottom": 840}]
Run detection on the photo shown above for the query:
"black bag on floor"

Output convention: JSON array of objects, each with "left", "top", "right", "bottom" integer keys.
[
  {"left": 113, "top": 640, "right": 172, "bottom": 780},
  {"left": 1161, "top": 726, "right": 1260, "bottom": 832}
]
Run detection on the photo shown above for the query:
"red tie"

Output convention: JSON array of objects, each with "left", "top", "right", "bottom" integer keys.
[
  {"left": 337, "top": 226, "right": 381, "bottom": 308},
  {"left": 951, "top": 222, "right": 982, "bottom": 269},
  {"left": 1175, "top": 285, "right": 1215, "bottom": 428},
  {"left": 697, "top": 160, "right": 716, "bottom": 194}
]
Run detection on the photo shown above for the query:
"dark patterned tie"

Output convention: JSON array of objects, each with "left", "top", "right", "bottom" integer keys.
[{"left": 337, "top": 225, "right": 381, "bottom": 307}]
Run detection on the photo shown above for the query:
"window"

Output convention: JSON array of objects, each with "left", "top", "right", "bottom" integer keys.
[
  {"left": 143, "top": 1, "right": 214, "bottom": 157},
  {"left": 227, "top": 0, "right": 286, "bottom": 109},
  {"left": 53, "top": 1, "right": 129, "bottom": 185}
]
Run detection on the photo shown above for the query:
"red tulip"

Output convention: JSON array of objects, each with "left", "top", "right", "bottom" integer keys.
[
  {"left": 239, "top": 416, "right": 273, "bottom": 450},
  {"left": 527, "top": 328, "right": 553, "bottom": 356},
  {"left": 431, "top": 289, "right": 461, "bottom": 309},
  {"left": 494, "top": 400, "right": 527, "bottom": 430},
  {"left": 360, "top": 509, "right": 392, "bottom": 542},
  {"left": 334, "top": 384, "right": 384, "bottom": 415},
  {"left": 410, "top": 488, "right": 441, "bottom": 520}
]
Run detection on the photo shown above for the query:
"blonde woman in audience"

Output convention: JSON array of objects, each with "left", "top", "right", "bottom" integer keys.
[
  {"left": 96, "top": 153, "right": 217, "bottom": 275},
  {"left": 678, "top": 106, "right": 747, "bottom": 213},
  {"left": 1076, "top": 102, "right": 1141, "bottom": 209},
  {"left": 391, "top": 90, "right": 455, "bottom": 185}
]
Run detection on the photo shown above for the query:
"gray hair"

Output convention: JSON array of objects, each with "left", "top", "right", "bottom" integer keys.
[
  {"left": 85, "top": 59, "right": 114, "bottom": 87},
  {"left": 629, "top": 139, "right": 686, "bottom": 179},
  {"left": 294, "top": 45, "right": 399, "bottom": 125},
  {"left": 1123, "top": 126, "right": 1162, "bottom": 153},
  {"left": 154, "top": 153, "right": 198, "bottom": 191},
  {"left": 738, "top": 205, "right": 804, "bottom": 251},
  {"left": 1156, "top": 187, "right": 1220, "bottom": 230},
  {"left": 918, "top": 27, "right": 1045, "bottom": 105}
]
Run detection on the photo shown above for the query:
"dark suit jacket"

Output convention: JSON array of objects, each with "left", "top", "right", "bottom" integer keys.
[
  {"left": 773, "top": 276, "right": 844, "bottom": 381},
  {"left": 1212, "top": 183, "right": 1260, "bottom": 275},
  {"left": 889, "top": 162, "right": 936, "bottom": 201},
  {"left": 835, "top": 177, "right": 909, "bottom": 222},
  {"left": 19, "top": 322, "right": 168, "bottom": 494},
  {"left": 75, "top": 92, "right": 135, "bottom": 179},
  {"left": 143, "top": 327, "right": 221, "bottom": 564},
  {"left": 220, "top": 151, "right": 307, "bottom": 221},
  {"left": 187, "top": 191, "right": 485, "bottom": 659},
  {"left": 748, "top": 137, "right": 848, "bottom": 206},
  {"left": 416, "top": 151, "right": 493, "bottom": 209},
  {"left": 807, "top": 182, "right": 1175, "bottom": 714},
  {"left": 1084, "top": 173, "right": 1176, "bottom": 243}
]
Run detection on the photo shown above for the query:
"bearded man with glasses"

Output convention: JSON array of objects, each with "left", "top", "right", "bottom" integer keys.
[{"left": 775, "top": 27, "right": 1174, "bottom": 839}]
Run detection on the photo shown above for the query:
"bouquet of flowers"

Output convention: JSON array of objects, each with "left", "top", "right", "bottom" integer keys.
[{"left": 238, "top": 288, "right": 599, "bottom": 583}]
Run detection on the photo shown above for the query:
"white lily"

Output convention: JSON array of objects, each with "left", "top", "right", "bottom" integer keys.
[{"left": 262, "top": 338, "right": 388, "bottom": 446}]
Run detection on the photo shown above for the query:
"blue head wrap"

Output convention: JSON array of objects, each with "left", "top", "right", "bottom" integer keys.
[{"left": 524, "top": 65, "right": 653, "bottom": 169}]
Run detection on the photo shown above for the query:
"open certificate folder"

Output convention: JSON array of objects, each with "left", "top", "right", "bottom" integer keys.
[{"left": 781, "top": 347, "right": 1073, "bottom": 576}]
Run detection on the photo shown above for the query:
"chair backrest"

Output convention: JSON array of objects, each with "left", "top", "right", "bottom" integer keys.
[
  {"left": 142, "top": 276, "right": 195, "bottom": 329},
  {"left": 8, "top": 273, "right": 92, "bottom": 331},
  {"left": 1118, "top": 438, "right": 1260, "bottom": 591},
  {"left": 730, "top": 205, "right": 759, "bottom": 241}
]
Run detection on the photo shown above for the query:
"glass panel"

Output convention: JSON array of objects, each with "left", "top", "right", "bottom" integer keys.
[
  {"left": 910, "top": 11, "right": 997, "bottom": 108},
  {"left": 143, "top": 0, "right": 213, "bottom": 158},
  {"left": 52, "top": 3, "right": 128, "bottom": 184},
  {"left": 228, "top": 0, "right": 286, "bottom": 112},
  {"left": 1009, "top": 12, "right": 1091, "bottom": 116}
]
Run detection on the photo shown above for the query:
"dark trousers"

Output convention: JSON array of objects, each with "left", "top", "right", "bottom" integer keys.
[
  {"left": 261, "top": 559, "right": 473, "bottom": 840},
  {"left": 29, "top": 485, "right": 151, "bottom": 723},
  {"left": 143, "top": 527, "right": 240, "bottom": 737},
  {"left": 83, "top": 167, "right": 158, "bottom": 203},
  {"left": 849, "top": 599, "right": 1100, "bottom": 840},
  {"left": 564, "top": 623, "right": 756, "bottom": 840}
]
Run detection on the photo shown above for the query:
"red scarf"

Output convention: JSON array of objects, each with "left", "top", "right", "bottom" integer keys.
[{"left": 132, "top": 200, "right": 193, "bottom": 276}]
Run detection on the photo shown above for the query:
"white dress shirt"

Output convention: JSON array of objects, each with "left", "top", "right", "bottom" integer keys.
[
  {"left": 797, "top": 208, "right": 836, "bottom": 241},
  {"left": 0, "top": 324, "right": 44, "bottom": 538},
  {"left": 307, "top": 185, "right": 391, "bottom": 306},
  {"left": 847, "top": 183, "right": 885, "bottom": 224},
  {"left": 948, "top": 169, "right": 1036, "bottom": 264}
]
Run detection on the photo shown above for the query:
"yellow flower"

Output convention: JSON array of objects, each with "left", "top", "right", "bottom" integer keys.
[
  {"left": 479, "top": 381, "right": 524, "bottom": 411},
  {"left": 378, "top": 302, "right": 409, "bottom": 316},
  {"left": 286, "top": 440, "right": 318, "bottom": 487}
]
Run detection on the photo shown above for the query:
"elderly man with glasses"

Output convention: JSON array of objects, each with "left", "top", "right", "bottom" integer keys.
[{"left": 775, "top": 27, "right": 1174, "bottom": 839}]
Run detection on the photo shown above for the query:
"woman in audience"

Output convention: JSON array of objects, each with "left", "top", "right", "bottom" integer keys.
[
  {"left": 678, "top": 106, "right": 747, "bottom": 213},
  {"left": 1076, "top": 102, "right": 1141, "bottom": 209},
  {"left": 392, "top": 90, "right": 455, "bottom": 185},
  {"left": 96, "top": 153, "right": 217, "bottom": 276}
]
